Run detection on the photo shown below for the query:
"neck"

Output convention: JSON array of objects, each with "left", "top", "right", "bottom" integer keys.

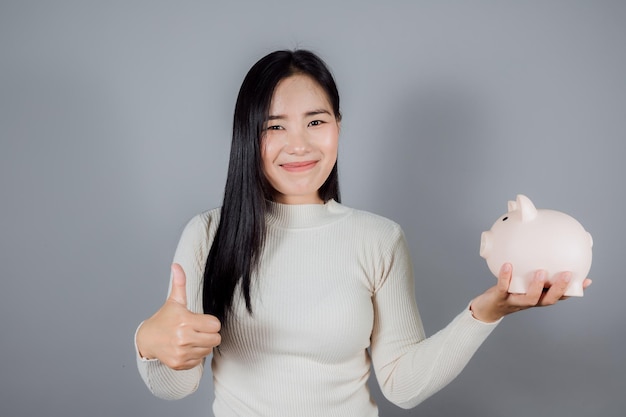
[{"left": 273, "top": 193, "right": 323, "bottom": 205}]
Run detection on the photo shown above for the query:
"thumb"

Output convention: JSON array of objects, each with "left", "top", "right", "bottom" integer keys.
[
  {"left": 168, "top": 263, "right": 188, "bottom": 306},
  {"left": 497, "top": 263, "right": 513, "bottom": 295}
]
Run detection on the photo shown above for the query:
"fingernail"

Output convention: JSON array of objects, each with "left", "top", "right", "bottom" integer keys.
[
  {"left": 536, "top": 271, "right": 546, "bottom": 281},
  {"left": 563, "top": 272, "right": 572, "bottom": 283},
  {"left": 502, "top": 263, "right": 511, "bottom": 273}
]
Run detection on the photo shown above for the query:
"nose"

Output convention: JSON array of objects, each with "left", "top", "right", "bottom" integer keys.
[{"left": 284, "top": 127, "right": 311, "bottom": 155}]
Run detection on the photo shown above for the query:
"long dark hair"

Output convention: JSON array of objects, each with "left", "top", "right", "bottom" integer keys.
[{"left": 203, "top": 49, "right": 342, "bottom": 328}]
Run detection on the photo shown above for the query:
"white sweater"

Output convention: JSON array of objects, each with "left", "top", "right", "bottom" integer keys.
[{"left": 136, "top": 200, "right": 500, "bottom": 416}]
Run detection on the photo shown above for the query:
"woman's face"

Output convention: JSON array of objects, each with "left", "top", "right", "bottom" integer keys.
[{"left": 261, "top": 74, "right": 340, "bottom": 205}]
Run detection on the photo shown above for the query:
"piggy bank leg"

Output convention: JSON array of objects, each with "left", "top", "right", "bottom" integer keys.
[
  {"left": 508, "top": 274, "right": 530, "bottom": 294},
  {"left": 563, "top": 278, "right": 584, "bottom": 297}
]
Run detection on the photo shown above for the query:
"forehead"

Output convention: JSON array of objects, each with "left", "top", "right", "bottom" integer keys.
[{"left": 269, "top": 74, "right": 332, "bottom": 113}]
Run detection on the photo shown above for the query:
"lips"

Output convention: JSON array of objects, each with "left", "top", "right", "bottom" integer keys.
[{"left": 280, "top": 161, "right": 318, "bottom": 172}]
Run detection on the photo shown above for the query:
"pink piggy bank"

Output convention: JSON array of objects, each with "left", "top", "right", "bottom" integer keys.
[{"left": 480, "top": 194, "right": 593, "bottom": 296}]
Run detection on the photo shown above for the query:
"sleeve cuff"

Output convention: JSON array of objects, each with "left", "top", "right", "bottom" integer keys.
[{"left": 466, "top": 302, "right": 504, "bottom": 326}]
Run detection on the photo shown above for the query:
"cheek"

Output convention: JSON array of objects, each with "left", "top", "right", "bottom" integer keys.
[
  {"left": 260, "top": 136, "right": 277, "bottom": 168},
  {"left": 322, "top": 127, "right": 339, "bottom": 159}
]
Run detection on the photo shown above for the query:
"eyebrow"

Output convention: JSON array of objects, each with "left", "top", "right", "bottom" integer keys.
[{"left": 267, "top": 109, "right": 332, "bottom": 120}]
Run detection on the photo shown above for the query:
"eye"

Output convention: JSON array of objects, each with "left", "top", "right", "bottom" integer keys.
[
  {"left": 308, "top": 120, "right": 324, "bottom": 127},
  {"left": 502, "top": 216, "right": 508, "bottom": 221},
  {"left": 266, "top": 125, "right": 284, "bottom": 131}
]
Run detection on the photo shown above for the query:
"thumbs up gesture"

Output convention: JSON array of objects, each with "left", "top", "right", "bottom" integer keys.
[{"left": 136, "top": 264, "right": 222, "bottom": 370}]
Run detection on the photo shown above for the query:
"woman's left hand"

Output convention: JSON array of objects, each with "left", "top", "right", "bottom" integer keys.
[{"left": 469, "top": 263, "right": 592, "bottom": 323}]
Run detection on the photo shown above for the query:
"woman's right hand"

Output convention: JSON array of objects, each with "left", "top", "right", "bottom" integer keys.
[{"left": 136, "top": 263, "right": 222, "bottom": 370}]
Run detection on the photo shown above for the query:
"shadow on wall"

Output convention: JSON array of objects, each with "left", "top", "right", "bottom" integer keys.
[
  {"left": 365, "top": 81, "right": 500, "bottom": 416},
  {"left": 370, "top": 81, "right": 499, "bottom": 306},
  {"left": 375, "top": 81, "right": 495, "bottom": 227}
]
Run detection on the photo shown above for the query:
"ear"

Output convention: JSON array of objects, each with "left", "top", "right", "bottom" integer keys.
[
  {"left": 517, "top": 194, "right": 538, "bottom": 222},
  {"left": 507, "top": 200, "right": 517, "bottom": 212}
]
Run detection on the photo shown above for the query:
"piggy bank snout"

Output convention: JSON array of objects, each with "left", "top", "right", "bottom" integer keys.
[{"left": 480, "top": 231, "right": 492, "bottom": 259}]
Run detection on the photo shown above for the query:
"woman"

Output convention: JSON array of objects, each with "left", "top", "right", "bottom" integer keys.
[{"left": 135, "top": 49, "right": 588, "bottom": 416}]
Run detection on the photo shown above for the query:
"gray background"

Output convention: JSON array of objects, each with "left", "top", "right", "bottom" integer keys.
[{"left": 1, "top": 1, "right": 624, "bottom": 416}]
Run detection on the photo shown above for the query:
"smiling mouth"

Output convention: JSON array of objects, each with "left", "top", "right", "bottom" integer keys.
[{"left": 280, "top": 161, "right": 318, "bottom": 172}]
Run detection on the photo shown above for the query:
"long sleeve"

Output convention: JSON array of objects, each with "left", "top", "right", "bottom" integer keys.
[
  {"left": 135, "top": 210, "right": 218, "bottom": 400},
  {"left": 370, "top": 227, "right": 500, "bottom": 409}
]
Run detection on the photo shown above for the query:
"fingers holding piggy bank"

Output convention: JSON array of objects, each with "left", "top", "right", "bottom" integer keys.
[{"left": 480, "top": 194, "right": 593, "bottom": 297}]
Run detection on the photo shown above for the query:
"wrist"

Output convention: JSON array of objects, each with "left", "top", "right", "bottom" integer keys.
[
  {"left": 469, "top": 299, "right": 503, "bottom": 323},
  {"left": 135, "top": 321, "right": 155, "bottom": 360}
]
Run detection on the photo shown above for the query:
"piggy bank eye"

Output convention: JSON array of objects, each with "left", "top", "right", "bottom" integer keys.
[{"left": 502, "top": 216, "right": 509, "bottom": 221}]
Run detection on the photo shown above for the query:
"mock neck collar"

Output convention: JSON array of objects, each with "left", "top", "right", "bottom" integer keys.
[{"left": 265, "top": 199, "right": 350, "bottom": 229}]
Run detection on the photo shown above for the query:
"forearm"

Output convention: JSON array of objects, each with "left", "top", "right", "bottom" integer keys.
[{"left": 373, "top": 306, "right": 500, "bottom": 409}]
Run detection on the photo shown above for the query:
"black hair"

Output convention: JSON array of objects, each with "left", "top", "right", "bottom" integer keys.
[{"left": 203, "top": 49, "right": 342, "bottom": 328}]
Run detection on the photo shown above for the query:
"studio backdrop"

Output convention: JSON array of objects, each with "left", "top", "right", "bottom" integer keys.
[{"left": 1, "top": 1, "right": 624, "bottom": 416}]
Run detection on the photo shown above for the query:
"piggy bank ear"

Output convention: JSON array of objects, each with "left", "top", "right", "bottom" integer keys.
[
  {"left": 517, "top": 194, "right": 537, "bottom": 222},
  {"left": 507, "top": 200, "right": 517, "bottom": 212}
]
